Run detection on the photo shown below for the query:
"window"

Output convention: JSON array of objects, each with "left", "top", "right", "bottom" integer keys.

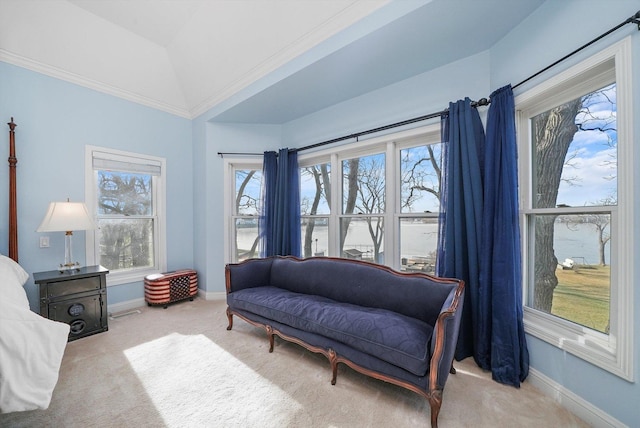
[
  {"left": 85, "top": 146, "right": 167, "bottom": 285},
  {"left": 517, "top": 38, "right": 633, "bottom": 380},
  {"left": 223, "top": 126, "right": 442, "bottom": 267},
  {"left": 233, "top": 167, "right": 262, "bottom": 261},
  {"left": 297, "top": 125, "right": 442, "bottom": 271},
  {"left": 398, "top": 143, "right": 442, "bottom": 273},
  {"left": 300, "top": 162, "right": 330, "bottom": 257},
  {"left": 341, "top": 152, "right": 386, "bottom": 263}
]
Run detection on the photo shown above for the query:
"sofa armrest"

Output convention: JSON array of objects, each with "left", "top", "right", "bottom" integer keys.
[
  {"left": 225, "top": 257, "right": 274, "bottom": 294},
  {"left": 428, "top": 280, "right": 465, "bottom": 391}
]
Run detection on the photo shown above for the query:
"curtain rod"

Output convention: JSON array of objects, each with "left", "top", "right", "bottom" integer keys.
[
  {"left": 217, "top": 10, "right": 640, "bottom": 158},
  {"left": 216, "top": 98, "right": 489, "bottom": 158}
]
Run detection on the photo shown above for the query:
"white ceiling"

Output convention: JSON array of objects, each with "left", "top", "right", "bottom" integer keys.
[{"left": 0, "top": 0, "right": 545, "bottom": 122}]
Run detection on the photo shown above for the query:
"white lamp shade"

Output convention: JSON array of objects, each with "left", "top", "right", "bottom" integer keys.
[{"left": 37, "top": 202, "right": 96, "bottom": 232}]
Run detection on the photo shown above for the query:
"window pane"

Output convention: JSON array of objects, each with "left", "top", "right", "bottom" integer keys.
[
  {"left": 528, "top": 213, "right": 610, "bottom": 333},
  {"left": 98, "top": 171, "right": 152, "bottom": 216},
  {"left": 400, "top": 144, "right": 442, "bottom": 213},
  {"left": 235, "top": 170, "right": 262, "bottom": 215},
  {"left": 300, "top": 164, "right": 331, "bottom": 215},
  {"left": 532, "top": 83, "right": 617, "bottom": 209},
  {"left": 340, "top": 217, "right": 384, "bottom": 263},
  {"left": 342, "top": 153, "right": 385, "bottom": 214},
  {"left": 98, "top": 218, "right": 154, "bottom": 270},
  {"left": 234, "top": 218, "right": 259, "bottom": 261},
  {"left": 300, "top": 217, "right": 328, "bottom": 257},
  {"left": 399, "top": 217, "right": 438, "bottom": 273}
]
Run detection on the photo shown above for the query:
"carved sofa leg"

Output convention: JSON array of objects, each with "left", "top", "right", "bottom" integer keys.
[
  {"left": 266, "top": 325, "right": 275, "bottom": 353},
  {"left": 329, "top": 349, "right": 338, "bottom": 385},
  {"left": 226, "top": 308, "right": 233, "bottom": 330},
  {"left": 428, "top": 389, "right": 443, "bottom": 428},
  {"left": 450, "top": 362, "right": 456, "bottom": 374}
]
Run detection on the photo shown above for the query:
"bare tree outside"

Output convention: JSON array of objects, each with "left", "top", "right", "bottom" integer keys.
[
  {"left": 400, "top": 144, "right": 441, "bottom": 212},
  {"left": 301, "top": 164, "right": 330, "bottom": 257},
  {"left": 530, "top": 82, "right": 616, "bottom": 332},
  {"left": 532, "top": 98, "right": 583, "bottom": 311},
  {"left": 234, "top": 169, "right": 262, "bottom": 260},
  {"left": 97, "top": 171, "right": 153, "bottom": 270},
  {"left": 398, "top": 144, "right": 442, "bottom": 272},
  {"left": 341, "top": 155, "right": 385, "bottom": 262}
]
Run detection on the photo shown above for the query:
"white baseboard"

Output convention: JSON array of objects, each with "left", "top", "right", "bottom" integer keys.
[
  {"left": 107, "top": 298, "right": 146, "bottom": 315},
  {"left": 527, "top": 367, "right": 626, "bottom": 428},
  {"left": 199, "top": 290, "right": 226, "bottom": 301},
  {"left": 107, "top": 289, "right": 226, "bottom": 315}
]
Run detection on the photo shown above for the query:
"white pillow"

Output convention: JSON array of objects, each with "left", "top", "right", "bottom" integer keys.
[{"left": 0, "top": 254, "right": 30, "bottom": 308}]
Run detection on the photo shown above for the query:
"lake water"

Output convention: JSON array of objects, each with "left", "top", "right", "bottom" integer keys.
[{"left": 236, "top": 220, "right": 606, "bottom": 265}]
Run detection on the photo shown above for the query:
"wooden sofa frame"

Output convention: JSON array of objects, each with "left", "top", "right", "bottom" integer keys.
[{"left": 225, "top": 256, "right": 464, "bottom": 427}]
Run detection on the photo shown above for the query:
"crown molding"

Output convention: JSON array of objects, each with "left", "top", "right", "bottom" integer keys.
[{"left": 0, "top": 49, "right": 192, "bottom": 119}]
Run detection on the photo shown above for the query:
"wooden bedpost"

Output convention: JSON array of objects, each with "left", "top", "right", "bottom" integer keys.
[{"left": 8, "top": 117, "right": 18, "bottom": 262}]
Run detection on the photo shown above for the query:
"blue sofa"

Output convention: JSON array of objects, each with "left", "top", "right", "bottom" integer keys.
[{"left": 225, "top": 256, "right": 465, "bottom": 427}]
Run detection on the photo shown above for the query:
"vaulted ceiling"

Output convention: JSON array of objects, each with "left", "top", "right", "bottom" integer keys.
[{"left": 0, "top": 0, "right": 545, "bottom": 122}]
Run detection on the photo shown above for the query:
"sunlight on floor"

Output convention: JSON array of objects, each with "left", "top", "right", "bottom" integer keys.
[
  {"left": 123, "top": 333, "right": 303, "bottom": 427},
  {"left": 455, "top": 365, "right": 490, "bottom": 380}
]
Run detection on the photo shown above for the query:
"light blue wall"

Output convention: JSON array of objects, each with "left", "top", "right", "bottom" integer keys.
[
  {"left": 0, "top": 61, "right": 193, "bottom": 310},
  {"left": 193, "top": 51, "right": 490, "bottom": 296},
  {"left": 191, "top": 117, "right": 281, "bottom": 294},
  {"left": 282, "top": 51, "right": 490, "bottom": 147},
  {"left": 490, "top": 1, "right": 640, "bottom": 426}
]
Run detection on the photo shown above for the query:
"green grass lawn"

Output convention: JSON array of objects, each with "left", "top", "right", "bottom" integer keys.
[{"left": 551, "top": 264, "right": 610, "bottom": 333}]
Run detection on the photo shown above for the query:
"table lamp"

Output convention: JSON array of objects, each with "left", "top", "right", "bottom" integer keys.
[{"left": 37, "top": 199, "right": 96, "bottom": 271}]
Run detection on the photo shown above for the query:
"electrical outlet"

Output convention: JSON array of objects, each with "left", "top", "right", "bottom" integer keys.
[{"left": 40, "top": 236, "right": 50, "bottom": 248}]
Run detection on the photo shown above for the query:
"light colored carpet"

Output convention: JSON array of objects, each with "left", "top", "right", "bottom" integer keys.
[{"left": 0, "top": 298, "right": 587, "bottom": 428}]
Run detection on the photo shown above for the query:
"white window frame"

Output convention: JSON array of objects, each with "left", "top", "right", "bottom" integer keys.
[
  {"left": 223, "top": 157, "right": 263, "bottom": 264},
  {"left": 298, "top": 123, "right": 441, "bottom": 271},
  {"left": 395, "top": 132, "right": 442, "bottom": 273},
  {"left": 85, "top": 145, "right": 167, "bottom": 286},
  {"left": 516, "top": 38, "right": 634, "bottom": 380},
  {"left": 223, "top": 125, "right": 442, "bottom": 267},
  {"left": 299, "top": 159, "right": 332, "bottom": 258}
]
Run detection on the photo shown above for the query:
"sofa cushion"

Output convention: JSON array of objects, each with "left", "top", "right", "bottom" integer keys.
[
  {"left": 268, "top": 257, "right": 455, "bottom": 326},
  {"left": 228, "top": 286, "right": 433, "bottom": 376}
]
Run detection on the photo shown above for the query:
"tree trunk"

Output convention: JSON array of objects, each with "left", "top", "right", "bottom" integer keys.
[
  {"left": 341, "top": 159, "right": 359, "bottom": 251},
  {"left": 532, "top": 99, "right": 582, "bottom": 312},
  {"left": 303, "top": 167, "right": 323, "bottom": 257},
  {"left": 597, "top": 224, "right": 608, "bottom": 266}
]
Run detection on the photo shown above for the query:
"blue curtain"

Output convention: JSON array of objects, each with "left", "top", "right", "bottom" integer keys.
[
  {"left": 260, "top": 148, "right": 301, "bottom": 257},
  {"left": 477, "top": 85, "right": 529, "bottom": 386},
  {"left": 436, "top": 98, "right": 485, "bottom": 361},
  {"left": 261, "top": 151, "right": 278, "bottom": 257},
  {"left": 437, "top": 89, "right": 529, "bottom": 388}
]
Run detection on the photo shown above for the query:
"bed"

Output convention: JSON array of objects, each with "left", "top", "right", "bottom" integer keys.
[{"left": 0, "top": 118, "right": 70, "bottom": 413}]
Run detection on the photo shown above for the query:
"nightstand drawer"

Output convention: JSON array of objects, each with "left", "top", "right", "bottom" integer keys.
[
  {"left": 48, "top": 293, "right": 107, "bottom": 340},
  {"left": 46, "top": 276, "right": 101, "bottom": 299}
]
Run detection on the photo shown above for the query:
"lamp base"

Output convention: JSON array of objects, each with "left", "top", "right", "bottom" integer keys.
[
  {"left": 59, "top": 261, "right": 81, "bottom": 273},
  {"left": 59, "top": 231, "right": 81, "bottom": 272}
]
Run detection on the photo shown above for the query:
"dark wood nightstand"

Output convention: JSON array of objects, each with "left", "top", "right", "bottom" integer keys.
[{"left": 34, "top": 265, "right": 109, "bottom": 341}]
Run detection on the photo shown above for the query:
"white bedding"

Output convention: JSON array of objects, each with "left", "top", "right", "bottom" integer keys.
[{"left": 0, "top": 255, "right": 69, "bottom": 413}]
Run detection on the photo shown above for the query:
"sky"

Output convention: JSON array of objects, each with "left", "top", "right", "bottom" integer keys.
[{"left": 555, "top": 83, "right": 617, "bottom": 207}]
